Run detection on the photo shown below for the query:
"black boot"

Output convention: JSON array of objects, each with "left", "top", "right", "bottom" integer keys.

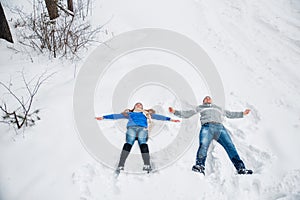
[
  {"left": 237, "top": 168, "right": 253, "bottom": 175},
  {"left": 192, "top": 164, "right": 205, "bottom": 175},
  {"left": 117, "top": 143, "right": 132, "bottom": 170},
  {"left": 139, "top": 143, "right": 152, "bottom": 173}
]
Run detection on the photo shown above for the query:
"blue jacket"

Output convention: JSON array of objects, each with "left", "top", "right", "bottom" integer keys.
[{"left": 103, "top": 112, "right": 171, "bottom": 128}]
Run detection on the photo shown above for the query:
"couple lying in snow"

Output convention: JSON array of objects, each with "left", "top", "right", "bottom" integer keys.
[{"left": 95, "top": 96, "right": 253, "bottom": 175}]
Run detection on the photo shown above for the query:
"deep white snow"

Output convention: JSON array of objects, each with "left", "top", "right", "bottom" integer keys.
[{"left": 0, "top": 0, "right": 300, "bottom": 200}]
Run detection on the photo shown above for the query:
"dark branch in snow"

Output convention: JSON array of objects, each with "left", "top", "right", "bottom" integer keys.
[
  {"left": 0, "top": 70, "right": 55, "bottom": 130},
  {"left": 12, "top": 0, "right": 108, "bottom": 60},
  {"left": 56, "top": 2, "right": 74, "bottom": 17}
]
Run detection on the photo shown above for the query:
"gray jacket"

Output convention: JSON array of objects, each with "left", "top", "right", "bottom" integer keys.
[{"left": 174, "top": 103, "right": 244, "bottom": 125}]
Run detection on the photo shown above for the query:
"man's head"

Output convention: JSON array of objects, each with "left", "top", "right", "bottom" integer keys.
[{"left": 203, "top": 96, "right": 212, "bottom": 104}]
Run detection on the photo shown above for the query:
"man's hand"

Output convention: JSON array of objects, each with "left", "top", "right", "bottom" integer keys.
[
  {"left": 95, "top": 116, "right": 104, "bottom": 120},
  {"left": 243, "top": 109, "right": 251, "bottom": 116},
  {"left": 171, "top": 119, "right": 180, "bottom": 123},
  {"left": 169, "top": 107, "right": 175, "bottom": 114}
]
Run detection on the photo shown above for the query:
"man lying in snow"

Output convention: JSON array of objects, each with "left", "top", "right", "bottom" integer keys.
[{"left": 169, "top": 96, "right": 253, "bottom": 175}]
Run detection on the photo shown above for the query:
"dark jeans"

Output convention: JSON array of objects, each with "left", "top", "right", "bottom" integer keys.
[{"left": 196, "top": 123, "right": 245, "bottom": 170}]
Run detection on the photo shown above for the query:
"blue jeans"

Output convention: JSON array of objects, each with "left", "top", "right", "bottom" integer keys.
[
  {"left": 196, "top": 123, "right": 245, "bottom": 170},
  {"left": 126, "top": 126, "right": 148, "bottom": 145}
]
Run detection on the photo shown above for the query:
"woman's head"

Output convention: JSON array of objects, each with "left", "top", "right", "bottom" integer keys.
[
  {"left": 122, "top": 102, "right": 155, "bottom": 116},
  {"left": 133, "top": 102, "right": 143, "bottom": 110}
]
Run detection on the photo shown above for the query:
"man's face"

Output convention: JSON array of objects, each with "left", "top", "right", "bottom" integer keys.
[{"left": 203, "top": 96, "right": 212, "bottom": 104}]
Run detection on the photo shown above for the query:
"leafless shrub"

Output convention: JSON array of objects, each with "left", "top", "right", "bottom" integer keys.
[
  {"left": 0, "top": 70, "right": 54, "bottom": 131},
  {"left": 13, "top": 0, "right": 104, "bottom": 60}
]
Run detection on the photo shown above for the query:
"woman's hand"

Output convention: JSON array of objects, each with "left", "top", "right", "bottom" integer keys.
[
  {"left": 95, "top": 116, "right": 104, "bottom": 120},
  {"left": 169, "top": 107, "right": 175, "bottom": 114},
  {"left": 171, "top": 119, "right": 180, "bottom": 122}
]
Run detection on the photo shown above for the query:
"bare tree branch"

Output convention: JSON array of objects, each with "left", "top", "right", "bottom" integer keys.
[
  {"left": 0, "top": 71, "right": 55, "bottom": 130},
  {"left": 12, "top": 0, "right": 107, "bottom": 60},
  {"left": 56, "top": 2, "right": 74, "bottom": 17}
]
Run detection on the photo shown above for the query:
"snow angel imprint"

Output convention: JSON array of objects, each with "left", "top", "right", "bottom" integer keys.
[{"left": 95, "top": 102, "right": 180, "bottom": 173}]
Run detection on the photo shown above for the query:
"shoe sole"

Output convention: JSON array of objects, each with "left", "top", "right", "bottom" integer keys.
[
  {"left": 192, "top": 168, "right": 205, "bottom": 175},
  {"left": 238, "top": 170, "right": 253, "bottom": 175}
]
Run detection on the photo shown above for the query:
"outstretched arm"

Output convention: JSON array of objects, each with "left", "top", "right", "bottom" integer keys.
[
  {"left": 151, "top": 114, "right": 180, "bottom": 122},
  {"left": 169, "top": 107, "right": 198, "bottom": 118},
  {"left": 95, "top": 113, "right": 127, "bottom": 120},
  {"left": 224, "top": 109, "right": 250, "bottom": 119}
]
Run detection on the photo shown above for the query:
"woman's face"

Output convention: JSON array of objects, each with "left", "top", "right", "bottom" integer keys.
[{"left": 134, "top": 103, "right": 143, "bottom": 109}]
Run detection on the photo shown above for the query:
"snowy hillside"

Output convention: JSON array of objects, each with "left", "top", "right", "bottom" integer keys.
[{"left": 1, "top": 0, "right": 300, "bottom": 200}]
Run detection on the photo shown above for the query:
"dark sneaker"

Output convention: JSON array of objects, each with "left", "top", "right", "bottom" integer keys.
[
  {"left": 143, "top": 165, "right": 152, "bottom": 173},
  {"left": 237, "top": 168, "right": 253, "bottom": 175},
  {"left": 192, "top": 165, "right": 205, "bottom": 175},
  {"left": 116, "top": 166, "right": 124, "bottom": 174}
]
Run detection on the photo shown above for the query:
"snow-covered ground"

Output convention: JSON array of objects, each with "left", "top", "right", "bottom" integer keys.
[{"left": 1, "top": 0, "right": 300, "bottom": 199}]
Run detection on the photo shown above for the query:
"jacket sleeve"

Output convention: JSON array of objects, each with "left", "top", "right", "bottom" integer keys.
[
  {"left": 103, "top": 114, "right": 127, "bottom": 120},
  {"left": 151, "top": 114, "right": 171, "bottom": 121},
  {"left": 173, "top": 106, "right": 200, "bottom": 118},
  {"left": 224, "top": 110, "right": 244, "bottom": 118}
]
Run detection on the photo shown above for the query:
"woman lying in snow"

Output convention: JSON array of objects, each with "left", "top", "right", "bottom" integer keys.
[{"left": 95, "top": 102, "right": 180, "bottom": 173}]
